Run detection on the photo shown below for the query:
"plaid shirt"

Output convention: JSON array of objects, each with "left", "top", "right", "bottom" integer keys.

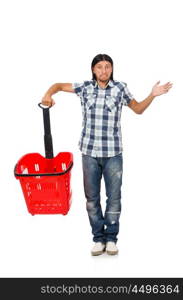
[{"left": 72, "top": 80, "right": 133, "bottom": 157}]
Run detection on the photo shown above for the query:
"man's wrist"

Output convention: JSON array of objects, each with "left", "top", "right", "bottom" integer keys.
[{"left": 149, "top": 92, "right": 156, "bottom": 99}]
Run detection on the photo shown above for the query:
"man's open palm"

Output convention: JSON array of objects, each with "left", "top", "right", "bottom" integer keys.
[{"left": 152, "top": 81, "right": 173, "bottom": 97}]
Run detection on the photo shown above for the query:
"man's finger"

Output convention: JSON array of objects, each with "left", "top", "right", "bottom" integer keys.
[{"left": 164, "top": 82, "right": 171, "bottom": 86}]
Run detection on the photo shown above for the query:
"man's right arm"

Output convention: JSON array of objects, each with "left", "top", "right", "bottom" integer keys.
[{"left": 41, "top": 83, "right": 74, "bottom": 106}]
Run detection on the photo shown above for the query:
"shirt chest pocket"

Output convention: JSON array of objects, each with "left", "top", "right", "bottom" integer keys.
[
  {"left": 105, "top": 96, "right": 122, "bottom": 112},
  {"left": 83, "top": 93, "right": 97, "bottom": 110}
]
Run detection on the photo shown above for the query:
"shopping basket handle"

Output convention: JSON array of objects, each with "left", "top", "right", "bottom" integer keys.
[
  {"left": 14, "top": 161, "right": 73, "bottom": 177},
  {"left": 38, "top": 102, "right": 52, "bottom": 110},
  {"left": 38, "top": 102, "right": 54, "bottom": 159}
]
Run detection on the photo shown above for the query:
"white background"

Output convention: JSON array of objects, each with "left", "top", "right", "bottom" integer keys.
[{"left": 0, "top": 0, "right": 182, "bottom": 277}]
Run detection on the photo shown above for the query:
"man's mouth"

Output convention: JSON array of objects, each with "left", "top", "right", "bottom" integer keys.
[{"left": 101, "top": 75, "right": 108, "bottom": 79}]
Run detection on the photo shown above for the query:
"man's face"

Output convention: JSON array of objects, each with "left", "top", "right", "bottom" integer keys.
[{"left": 92, "top": 60, "right": 113, "bottom": 83}]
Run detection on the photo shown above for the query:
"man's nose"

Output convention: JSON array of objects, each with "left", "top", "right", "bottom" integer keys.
[{"left": 101, "top": 68, "right": 107, "bottom": 74}]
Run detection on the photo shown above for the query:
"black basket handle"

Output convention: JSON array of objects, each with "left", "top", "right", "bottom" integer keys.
[
  {"left": 38, "top": 103, "right": 52, "bottom": 110},
  {"left": 14, "top": 161, "right": 73, "bottom": 177},
  {"left": 38, "top": 102, "right": 54, "bottom": 159}
]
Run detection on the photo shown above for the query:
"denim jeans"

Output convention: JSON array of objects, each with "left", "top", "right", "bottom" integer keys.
[{"left": 82, "top": 153, "right": 123, "bottom": 243}]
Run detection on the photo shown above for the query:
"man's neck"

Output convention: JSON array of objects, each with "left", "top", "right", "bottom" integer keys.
[{"left": 97, "top": 80, "right": 109, "bottom": 89}]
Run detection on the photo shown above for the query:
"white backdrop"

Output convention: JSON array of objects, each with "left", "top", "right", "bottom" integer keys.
[{"left": 0, "top": 0, "right": 182, "bottom": 277}]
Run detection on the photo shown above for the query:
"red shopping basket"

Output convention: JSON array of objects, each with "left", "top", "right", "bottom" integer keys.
[{"left": 14, "top": 103, "right": 73, "bottom": 215}]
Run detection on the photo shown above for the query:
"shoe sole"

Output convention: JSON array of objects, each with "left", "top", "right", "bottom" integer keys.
[
  {"left": 106, "top": 250, "right": 118, "bottom": 255},
  {"left": 91, "top": 249, "right": 105, "bottom": 256}
]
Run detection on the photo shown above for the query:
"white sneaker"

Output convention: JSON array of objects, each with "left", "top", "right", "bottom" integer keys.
[
  {"left": 91, "top": 242, "right": 105, "bottom": 256},
  {"left": 106, "top": 241, "right": 118, "bottom": 255}
]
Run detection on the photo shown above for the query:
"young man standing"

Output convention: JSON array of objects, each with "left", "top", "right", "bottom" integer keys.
[{"left": 41, "top": 54, "right": 172, "bottom": 256}]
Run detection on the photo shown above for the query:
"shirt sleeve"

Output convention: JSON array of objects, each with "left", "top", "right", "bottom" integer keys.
[
  {"left": 121, "top": 82, "right": 134, "bottom": 106},
  {"left": 72, "top": 82, "right": 85, "bottom": 97}
]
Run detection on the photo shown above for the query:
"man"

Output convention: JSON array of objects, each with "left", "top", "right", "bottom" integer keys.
[{"left": 41, "top": 54, "right": 172, "bottom": 256}]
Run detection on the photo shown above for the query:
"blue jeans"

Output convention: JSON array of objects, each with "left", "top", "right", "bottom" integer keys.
[{"left": 82, "top": 153, "right": 123, "bottom": 243}]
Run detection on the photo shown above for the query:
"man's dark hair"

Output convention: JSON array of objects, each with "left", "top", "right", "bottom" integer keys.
[{"left": 91, "top": 54, "right": 113, "bottom": 80}]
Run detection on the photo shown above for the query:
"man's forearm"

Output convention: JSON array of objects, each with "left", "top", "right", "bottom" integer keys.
[
  {"left": 139, "top": 93, "right": 155, "bottom": 114},
  {"left": 44, "top": 83, "right": 63, "bottom": 97},
  {"left": 137, "top": 93, "right": 155, "bottom": 114},
  {"left": 42, "top": 83, "right": 74, "bottom": 106}
]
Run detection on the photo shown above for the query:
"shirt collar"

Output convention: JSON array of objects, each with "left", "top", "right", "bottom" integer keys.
[{"left": 92, "top": 79, "right": 114, "bottom": 88}]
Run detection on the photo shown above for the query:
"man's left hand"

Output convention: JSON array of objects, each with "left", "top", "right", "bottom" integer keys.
[{"left": 151, "top": 81, "right": 173, "bottom": 97}]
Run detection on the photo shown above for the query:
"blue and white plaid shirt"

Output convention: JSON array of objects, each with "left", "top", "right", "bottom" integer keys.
[{"left": 72, "top": 80, "right": 134, "bottom": 157}]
